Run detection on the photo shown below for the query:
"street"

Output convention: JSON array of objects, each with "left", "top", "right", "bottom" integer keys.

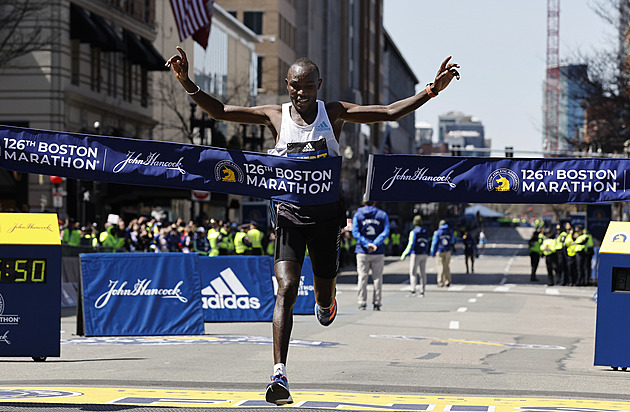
[{"left": 1, "top": 226, "right": 628, "bottom": 411}]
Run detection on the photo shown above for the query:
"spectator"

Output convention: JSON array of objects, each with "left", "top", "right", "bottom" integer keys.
[
  {"left": 400, "top": 215, "right": 429, "bottom": 297},
  {"left": 352, "top": 196, "right": 390, "bottom": 311},
  {"left": 462, "top": 231, "right": 478, "bottom": 275},
  {"left": 430, "top": 219, "right": 454, "bottom": 288}
]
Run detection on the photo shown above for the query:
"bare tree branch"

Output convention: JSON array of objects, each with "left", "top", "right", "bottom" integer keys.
[{"left": 0, "top": 0, "right": 55, "bottom": 67}]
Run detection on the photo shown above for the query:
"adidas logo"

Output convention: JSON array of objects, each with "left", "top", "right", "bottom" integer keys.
[
  {"left": 201, "top": 268, "right": 261, "bottom": 310},
  {"left": 315, "top": 121, "right": 331, "bottom": 132},
  {"left": 302, "top": 142, "right": 315, "bottom": 152}
]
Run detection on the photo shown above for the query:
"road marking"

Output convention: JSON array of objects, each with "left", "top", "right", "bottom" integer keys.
[
  {"left": 546, "top": 288, "right": 560, "bottom": 295},
  {"left": 370, "top": 335, "right": 566, "bottom": 350},
  {"left": 468, "top": 298, "right": 477, "bottom": 303},
  {"left": 457, "top": 307, "right": 468, "bottom": 312},
  {"left": 493, "top": 285, "right": 512, "bottom": 292},
  {"left": 61, "top": 336, "right": 338, "bottom": 347},
  {"left": 2, "top": 387, "right": 626, "bottom": 410},
  {"left": 476, "top": 293, "right": 483, "bottom": 297},
  {"left": 449, "top": 321, "right": 460, "bottom": 329}
]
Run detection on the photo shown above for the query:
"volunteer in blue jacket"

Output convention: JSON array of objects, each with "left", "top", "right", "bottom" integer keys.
[
  {"left": 430, "top": 219, "right": 454, "bottom": 287},
  {"left": 401, "top": 215, "right": 430, "bottom": 297},
  {"left": 352, "top": 195, "right": 390, "bottom": 310}
]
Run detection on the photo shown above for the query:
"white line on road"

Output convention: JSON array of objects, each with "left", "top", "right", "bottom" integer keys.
[
  {"left": 449, "top": 321, "right": 460, "bottom": 329},
  {"left": 457, "top": 307, "right": 468, "bottom": 312},
  {"left": 468, "top": 298, "right": 477, "bottom": 303}
]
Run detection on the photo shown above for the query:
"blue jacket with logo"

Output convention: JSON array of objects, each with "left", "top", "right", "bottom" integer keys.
[
  {"left": 352, "top": 205, "right": 390, "bottom": 254},
  {"left": 401, "top": 226, "right": 430, "bottom": 259},
  {"left": 430, "top": 223, "right": 454, "bottom": 256}
]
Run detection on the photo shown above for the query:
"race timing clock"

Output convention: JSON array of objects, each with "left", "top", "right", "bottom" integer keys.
[
  {"left": 0, "top": 257, "right": 47, "bottom": 284},
  {"left": 0, "top": 213, "right": 61, "bottom": 360}
]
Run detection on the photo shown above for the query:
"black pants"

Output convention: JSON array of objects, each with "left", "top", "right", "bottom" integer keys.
[
  {"left": 529, "top": 252, "right": 540, "bottom": 279},
  {"left": 566, "top": 255, "right": 577, "bottom": 286},
  {"left": 556, "top": 252, "right": 568, "bottom": 285},
  {"left": 544, "top": 252, "right": 557, "bottom": 285}
]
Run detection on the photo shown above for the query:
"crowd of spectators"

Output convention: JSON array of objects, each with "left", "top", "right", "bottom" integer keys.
[{"left": 60, "top": 214, "right": 274, "bottom": 256}]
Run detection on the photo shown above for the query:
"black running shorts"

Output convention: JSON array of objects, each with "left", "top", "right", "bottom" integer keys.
[{"left": 274, "top": 225, "right": 341, "bottom": 279}]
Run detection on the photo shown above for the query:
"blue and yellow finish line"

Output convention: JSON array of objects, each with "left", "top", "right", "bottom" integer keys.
[{"left": 1, "top": 387, "right": 630, "bottom": 410}]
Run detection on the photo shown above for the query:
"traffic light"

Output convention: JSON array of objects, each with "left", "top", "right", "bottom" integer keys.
[
  {"left": 505, "top": 146, "right": 514, "bottom": 157},
  {"left": 451, "top": 144, "right": 461, "bottom": 156}
]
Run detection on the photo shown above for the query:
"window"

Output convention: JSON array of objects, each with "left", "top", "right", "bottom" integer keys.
[
  {"left": 278, "top": 59, "right": 289, "bottom": 95},
  {"left": 123, "top": 58, "right": 132, "bottom": 102},
  {"left": 90, "top": 48, "right": 102, "bottom": 92},
  {"left": 257, "top": 56, "right": 263, "bottom": 89},
  {"left": 243, "top": 11, "right": 263, "bottom": 34},
  {"left": 70, "top": 40, "right": 80, "bottom": 86},
  {"left": 140, "top": 67, "right": 148, "bottom": 107}
]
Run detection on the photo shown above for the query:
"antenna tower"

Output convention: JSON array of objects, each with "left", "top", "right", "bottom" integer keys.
[{"left": 545, "top": 0, "right": 560, "bottom": 155}]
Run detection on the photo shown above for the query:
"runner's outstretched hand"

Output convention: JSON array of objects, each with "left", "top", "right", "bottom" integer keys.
[
  {"left": 165, "top": 46, "right": 190, "bottom": 83},
  {"left": 432, "top": 56, "right": 460, "bottom": 93}
]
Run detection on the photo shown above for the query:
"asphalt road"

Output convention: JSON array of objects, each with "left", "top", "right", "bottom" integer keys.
[{"left": 1, "top": 225, "right": 629, "bottom": 411}]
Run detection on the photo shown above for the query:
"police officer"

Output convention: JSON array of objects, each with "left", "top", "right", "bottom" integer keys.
[
  {"left": 247, "top": 221, "right": 265, "bottom": 255},
  {"left": 234, "top": 224, "right": 252, "bottom": 255},
  {"left": 540, "top": 229, "right": 557, "bottom": 286},
  {"left": 528, "top": 227, "right": 543, "bottom": 282}
]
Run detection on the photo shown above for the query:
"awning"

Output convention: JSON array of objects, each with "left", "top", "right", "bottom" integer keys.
[
  {"left": 124, "top": 30, "right": 169, "bottom": 71},
  {"left": 70, "top": 4, "right": 125, "bottom": 52},
  {"left": 70, "top": 4, "right": 108, "bottom": 47},
  {"left": 90, "top": 13, "right": 126, "bottom": 52}
]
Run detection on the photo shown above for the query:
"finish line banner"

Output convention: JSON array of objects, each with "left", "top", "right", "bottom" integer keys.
[
  {"left": 0, "top": 125, "right": 340, "bottom": 205},
  {"left": 366, "top": 154, "right": 630, "bottom": 204}
]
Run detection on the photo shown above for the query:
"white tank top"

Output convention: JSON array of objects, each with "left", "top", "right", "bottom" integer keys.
[{"left": 268, "top": 100, "right": 339, "bottom": 158}]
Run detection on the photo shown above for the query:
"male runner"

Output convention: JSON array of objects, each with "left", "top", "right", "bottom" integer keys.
[{"left": 166, "top": 46, "right": 460, "bottom": 405}]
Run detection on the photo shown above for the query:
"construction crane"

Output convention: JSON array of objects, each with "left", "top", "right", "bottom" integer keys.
[{"left": 544, "top": 0, "right": 560, "bottom": 156}]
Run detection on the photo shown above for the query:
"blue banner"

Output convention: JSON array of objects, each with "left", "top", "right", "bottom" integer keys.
[
  {"left": 0, "top": 125, "right": 340, "bottom": 205},
  {"left": 199, "top": 256, "right": 275, "bottom": 322},
  {"left": 80, "top": 253, "right": 204, "bottom": 336},
  {"left": 366, "top": 154, "right": 630, "bottom": 204}
]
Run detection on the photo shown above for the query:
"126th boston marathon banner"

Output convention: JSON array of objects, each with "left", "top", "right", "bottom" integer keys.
[
  {"left": 0, "top": 125, "right": 340, "bottom": 205},
  {"left": 366, "top": 154, "right": 630, "bottom": 204}
]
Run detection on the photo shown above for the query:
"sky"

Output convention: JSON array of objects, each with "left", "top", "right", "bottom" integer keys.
[{"left": 383, "top": 1, "right": 616, "bottom": 156}]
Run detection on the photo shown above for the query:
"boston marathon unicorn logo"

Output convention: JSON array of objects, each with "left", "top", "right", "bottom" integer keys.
[
  {"left": 214, "top": 160, "right": 244, "bottom": 184},
  {"left": 486, "top": 168, "right": 519, "bottom": 192},
  {"left": 610, "top": 232, "right": 630, "bottom": 243}
]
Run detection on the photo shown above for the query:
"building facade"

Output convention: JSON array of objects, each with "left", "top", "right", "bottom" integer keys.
[{"left": 0, "top": 0, "right": 170, "bottom": 221}]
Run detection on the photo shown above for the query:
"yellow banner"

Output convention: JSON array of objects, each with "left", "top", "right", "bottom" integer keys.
[{"left": 0, "top": 213, "right": 60, "bottom": 245}]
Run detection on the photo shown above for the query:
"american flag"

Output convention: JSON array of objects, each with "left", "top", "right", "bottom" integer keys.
[{"left": 169, "top": 0, "right": 214, "bottom": 48}]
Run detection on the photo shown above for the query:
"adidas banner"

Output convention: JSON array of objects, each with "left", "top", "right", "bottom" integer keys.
[
  {"left": 0, "top": 125, "right": 341, "bottom": 205},
  {"left": 80, "top": 253, "right": 204, "bottom": 336},
  {"left": 199, "top": 256, "right": 276, "bottom": 322},
  {"left": 366, "top": 154, "right": 630, "bottom": 204}
]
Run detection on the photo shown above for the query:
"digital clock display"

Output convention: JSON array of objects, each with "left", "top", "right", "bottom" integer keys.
[{"left": 0, "top": 258, "right": 47, "bottom": 284}]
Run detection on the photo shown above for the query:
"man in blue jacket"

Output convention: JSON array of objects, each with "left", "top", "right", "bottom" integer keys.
[
  {"left": 352, "top": 195, "right": 390, "bottom": 310},
  {"left": 430, "top": 219, "right": 454, "bottom": 287},
  {"left": 401, "top": 215, "right": 429, "bottom": 297}
]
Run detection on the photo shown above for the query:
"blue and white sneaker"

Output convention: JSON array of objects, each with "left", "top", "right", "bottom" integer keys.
[
  {"left": 265, "top": 373, "right": 293, "bottom": 405},
  {"left": 315, "top": 299, "right": 337, "bottom": 326}
]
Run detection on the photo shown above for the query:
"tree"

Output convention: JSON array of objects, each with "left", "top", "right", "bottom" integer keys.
[
  {"left": 0, "top": 0, "right": 55, "bottom": 67},
  {"left": 561, "top": 0, "right": 630, "bottom": 155}
]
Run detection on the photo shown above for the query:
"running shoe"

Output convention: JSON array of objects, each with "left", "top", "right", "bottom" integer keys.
[
  {"left": 315, "top": 299, "right": 337, "bottom": 326},
  {"left": 265, "top": 374, "right": 293, "bottom": 405}
]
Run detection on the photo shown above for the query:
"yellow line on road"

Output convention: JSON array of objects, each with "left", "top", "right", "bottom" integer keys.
[{"left": 1, "top": 387, "right": 629, "bottom": 410}]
